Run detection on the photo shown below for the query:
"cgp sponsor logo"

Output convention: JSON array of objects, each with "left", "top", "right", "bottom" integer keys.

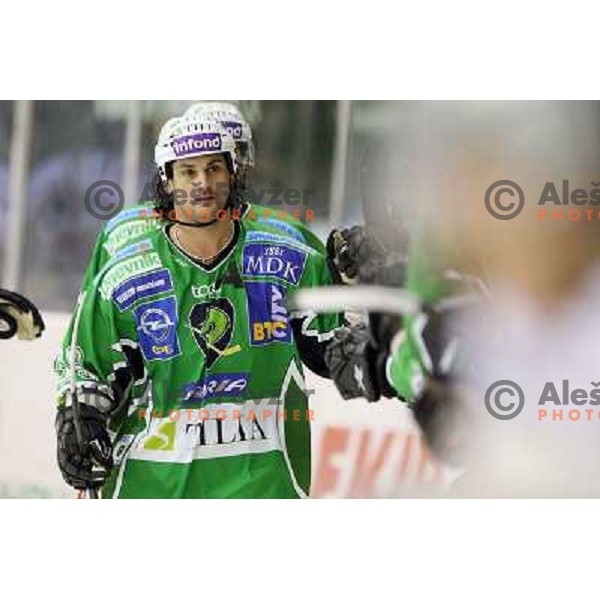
[
  {"left": 134, "top": 296, "right": 181, "bottom": 361},
  {"left": 242, "top": 243, "right": 307, "bottom": 286},
  {"left": 112, "top": 268, "right": 173, "bottom": 312},
  {"left": 181, "top": 372, "right": 250, "bottom": 403},
  {"left": 171, "top": 133, "right": 222, "bottom": 157},
  {"left": 245, "top": 281, "right": 292, "bottom": 346}
]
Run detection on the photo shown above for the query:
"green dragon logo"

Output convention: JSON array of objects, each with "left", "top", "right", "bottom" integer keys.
[
  {"left": 188, "top": 298, "right": 240, "bottom": 368},
  {"left": 199, "top": 306, "right": 229, "bottom": 346}
]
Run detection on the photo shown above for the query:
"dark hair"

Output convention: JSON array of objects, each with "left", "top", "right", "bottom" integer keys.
[{"left": 152, "top": 167, "right": 174, "bottom": 217}]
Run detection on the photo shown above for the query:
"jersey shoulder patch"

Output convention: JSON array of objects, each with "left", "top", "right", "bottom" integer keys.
[{"left": 96, "top": 249, "right": 166, "bottom": 300}]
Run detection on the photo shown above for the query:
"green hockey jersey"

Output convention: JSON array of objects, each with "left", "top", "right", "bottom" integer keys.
[{"left": 55, "top": 215, "right": 340, "bottom": 499}]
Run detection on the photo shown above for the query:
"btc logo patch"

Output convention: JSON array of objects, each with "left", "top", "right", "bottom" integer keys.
[{"left": 245, "top": 281, "right": 292, "bottom": 346}]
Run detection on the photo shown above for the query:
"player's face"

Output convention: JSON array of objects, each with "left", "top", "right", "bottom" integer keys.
[{"left": 169, "top": 153, "right": 231, "bottom": 224}]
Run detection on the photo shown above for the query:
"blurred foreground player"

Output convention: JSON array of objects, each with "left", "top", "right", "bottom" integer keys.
[
  {"left": 323, "top": 133, "right": 485, "bottom": 465},
  {"left": 329, "top": 101, "right": 600, "bottom": 496},
  {"left": 325, "top": 227, "right": 484, "bottom": 464}
]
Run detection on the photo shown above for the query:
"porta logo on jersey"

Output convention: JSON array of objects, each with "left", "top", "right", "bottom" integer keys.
[
  {"left": 246, "top": 281, "right": 292, "bottom": 346},
  {"left": 181, "top": 372, "right": 250, "bottom": 403},
  {"left": 188, "top": 298, "right": 239, "bottom": 369},
  {"left": 112, "top": 268, "right": 173, "bottom": 312},
  {"left": 134, "top": 296, "right": 181, "bottom": 361},
  {"left": 242, "top": 243, "right": 307, "bottom": 286},
  {"left": 171, "top": 132, "right": 222, "bottom": 157}
]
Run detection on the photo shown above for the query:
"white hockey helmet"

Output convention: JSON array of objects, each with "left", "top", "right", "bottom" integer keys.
[
  {"left": 184, "top": 102, "right": 255, "bottom": 170},
  {"left": 154, "top": 115, "right": 238, "bottom": 183}
]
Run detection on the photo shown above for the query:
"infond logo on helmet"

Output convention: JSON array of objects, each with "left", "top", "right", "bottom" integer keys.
[{"left": 171, "top": 132, "right": 222, "bottom": 157}]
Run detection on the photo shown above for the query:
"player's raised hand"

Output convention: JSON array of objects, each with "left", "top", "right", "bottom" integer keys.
[{"left": 327, "top": 226, "right": 386, "bottom": 284}]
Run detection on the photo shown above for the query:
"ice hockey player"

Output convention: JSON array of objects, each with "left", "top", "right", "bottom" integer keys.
[{"left": 54, "top": 115, "right": 341, "bottom": 498}]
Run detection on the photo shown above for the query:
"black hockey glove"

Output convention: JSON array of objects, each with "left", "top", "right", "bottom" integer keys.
[
  {"left": 326, "top": 225, "right": 407, "bottom": 286},
  {"left": 56, "top": 404, "right": 113, "bottom": 490},
  {"left": 0, "top": 289, "right": 45, "bottom": 340},
  {"left": 327, "top": 226, "right": 385, "bottom": 284},
  {"left": 324, "top": 323, "right": 397, "bottom": 402}
]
